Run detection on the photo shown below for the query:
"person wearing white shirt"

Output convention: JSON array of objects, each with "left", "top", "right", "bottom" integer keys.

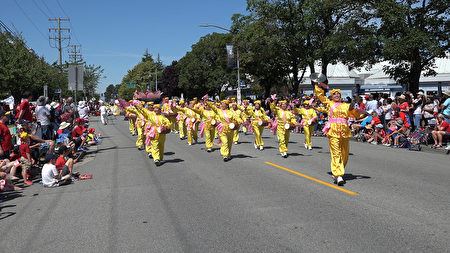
[
  {"left": 41, "top": 154, "right": 71, "bottom": 187},
  {"left": 35, "top": 96, "right": 51, "bottom": 139}
]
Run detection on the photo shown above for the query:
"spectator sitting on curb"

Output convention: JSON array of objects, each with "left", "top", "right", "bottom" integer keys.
[
  {"left": 431, "top": 114, "right": 450, "bottom": 148},
  {"left": 41, "top": 153, "right": 71, "bottom": 187},
  {"left": 55, "top": 145, "right": 75, "bottom": 176}
]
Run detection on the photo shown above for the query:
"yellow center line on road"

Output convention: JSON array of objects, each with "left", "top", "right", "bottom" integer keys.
[{"left": 264, "top": 162, "right": 359, "bottom": 196}]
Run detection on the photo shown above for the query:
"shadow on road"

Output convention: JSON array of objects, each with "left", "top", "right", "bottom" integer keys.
[
  {"left": 164, "top": 152, "right": 175, "bottom": 156},
  {"left": 327, "top": 172, "right": 371, "bottom": 181},
  {"left": 231, "top": 154, "right": 254, "bottom": 159},
  {"left": 162, "top": 158, "right": 184, "bottom": 165},
  {"left": 0, "top": 192, "right": 23, "bottom": 203}
]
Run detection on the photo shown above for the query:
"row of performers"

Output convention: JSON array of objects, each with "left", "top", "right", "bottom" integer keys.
[{"left": 124, "top": 83, "right": 363, "bottom": 186}]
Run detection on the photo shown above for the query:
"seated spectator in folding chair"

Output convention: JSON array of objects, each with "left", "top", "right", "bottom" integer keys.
[
  {"left": 393, "top": 119, "right": 410, "bottom": 147},
  {"left": 431, "top": 114, "right": 450, "bottom": 148},
  {"left": 41, "top": 154, "right": 71, "bottom": 188}
]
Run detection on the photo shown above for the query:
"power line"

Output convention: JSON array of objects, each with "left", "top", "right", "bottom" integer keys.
[
  {"left": 39, "top": 0, "right": 55, "bottom": 17},
  {"left": 13, "top": 0, "right": 48, "bottom": 41},
  {"left": 55, "top": 0, "right": 80, "bottom": 44},
  {"left": 32, "top": 0, "right": 50, "bottom": 18}
]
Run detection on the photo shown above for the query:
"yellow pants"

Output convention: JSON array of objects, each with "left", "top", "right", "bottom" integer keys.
[
  {"left": 219, "top": 131, "right": 233, "bottom": 158},
  {"left": 129, "top": 119, "right": 136, "bottom": 135},
  {"left": 178, "top": 120, "right": 186, "bottom": 139},
  {"left": 145, "top": 138, "right": 152, "bottom": 154},
  {"left": 233, "top": 129, "right": 239, "bottom": 143},
  {"left": 170, "top": 117, "right": 177, "bottom": 132},
  {"left": 328, "top": 137, "right": 349, "bottom": 177},
  {"left": 136, "top": 126, "right": 145, "bottom": 149},
  {"left": 277, "top": 127, "right": 290, "bottom": 153},
  {"left": 252, "top": 123, "right": 264, "bottom": 147},
  {"left": 151, "top": 134, "right": 166, "bottom": 161},
  {"left": 303, "top": 125, "right": 314, "bottom": 148},
  {"left": 204, "top": 127, "right": 215, "bottom": 149}
]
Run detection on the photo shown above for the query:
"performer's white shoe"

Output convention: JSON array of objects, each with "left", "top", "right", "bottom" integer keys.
[{"left": 337, "top": 176, "right": 345, "bottom": 186}]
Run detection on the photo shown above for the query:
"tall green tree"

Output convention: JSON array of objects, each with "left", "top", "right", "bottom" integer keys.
[
  {"left": 177, "top": 33, "right": 235, "bottom": 97},
  {"left": 232, "top": 14, "right": 290, "bottom": 97},
  {"left": 0, "top": 31, "right": 67, "bottom": 100},
  {"left": 83, "top": 64, "right": 104, "bottom": 99},
  {"left": 118, "top": 51, "right": 162, "bottom": 100},
  {"left": 375, "top": 0, "right": 450, "bottom": 93},
  {"left": 160, "top": 61, "right": 180, "bottom": 97}
]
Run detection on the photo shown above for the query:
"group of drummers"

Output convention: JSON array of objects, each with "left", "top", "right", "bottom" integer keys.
[{"left": 123, "top": 75, "right": 362, "bottom": 186}]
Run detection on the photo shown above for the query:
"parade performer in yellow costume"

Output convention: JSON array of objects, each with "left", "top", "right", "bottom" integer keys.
[
  {"left": 176, "top": 100, "right": 187, "bottom": 140},
  {"left": 191, "top": 102, "right": 217, "bottom": 152},
  {"left": 125, "top": 102, "right": 137, "bottom": 136},
  {"left": 206, "top": 98, "right": 243, "bottom": 161},
  {"left": 145, "top": 104, "right": 171, "bottom": 166},
  {"left": 314, "top": 80, "right": 361, "bottom": 186},
  {"left": 270, "top": 100, "right": 298, "bottom": 158},
  {"left": 249, "top": 100, "right": 270, "bottom": 150},
  {"left": 139, "top": 102, "right": 155, "bottom": 158},
  {"left": 133, "top": 101, "right": 146, "bottom": 150},
  {"left": 294, "top": 100, "right": 318, "bottom": 150},
  {"left": 162, "top": 97, "right": 178, "bottom": 133},
  {"left": 240, "top": 100, "right": 253, "bottom": 134},
  {"left": 174, "top": 101, "right": 201, "bottom": 145},
  {"left": 230, "top": 102, "right": 243, "bottom": 144}
]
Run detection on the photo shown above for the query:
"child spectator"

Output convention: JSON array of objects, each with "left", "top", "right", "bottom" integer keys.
[
  {"left": 372, "top": 124, "right": 386, "bottom": 144},
  {"left": 19, "top": 132, "right": 33, "bottom": 185},
  {"left": 55, "top": 145, "right": 75, "bottom": 177},
  {"left": 41, "top": 153, "right": 71, "bottom": 187}
]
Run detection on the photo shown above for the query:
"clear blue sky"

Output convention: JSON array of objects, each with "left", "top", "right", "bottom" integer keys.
[{"left": 1, "top": 0, "right": 247, "bottom": 93}]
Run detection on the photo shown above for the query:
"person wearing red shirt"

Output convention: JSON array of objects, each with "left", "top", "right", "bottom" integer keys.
[
  {"left": 0, "top": 110, "right": 13, "bottom": 159},
  {"left": 432, "top": 114, "right": 450, "bottom": 148},
  {"left": 16, "top": 91, "right": 33, "bottom": 123},
  {"left": 370, "top": 111, "right": 382, "bottom": 126},
  {"left": 72, "top": 118, "right": 88, "bottom": 151},
  {"left": 55, "top": 145, "right": 74, "bottom": 176}
]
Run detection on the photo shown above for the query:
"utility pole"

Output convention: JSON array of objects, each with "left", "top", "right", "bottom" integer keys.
[
  {"left": 68, "top": 44, "right": 83, "bottom": 64},
  {"left": 49, "top": 17, "right": 70, "bottom": 66}
]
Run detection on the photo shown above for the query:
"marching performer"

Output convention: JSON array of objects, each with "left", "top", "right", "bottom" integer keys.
[
  {"left": 125, "top": 101, "right": 137, "bottom": 136},
  {"left": 294, "top": 100, "right": 318, "bottom": 150},
  {"left": 230, "top": 102, "right": 243, "bottom": 144},
  {"left": 270, "top": 100, "right": 298, "bottom": 158},
  {"left": 141, "top": 102, "right": 156, "bottom": 158},
  {"left": 206, "top": 97, "right": 243, "bottom": 161},
  {"left": 133, "top": 101, "right": 146, "bottom": 150},
  {"left": 313, "top": 73, "right": 361, "bottom": 186},
  {"left": 174, "top": 100, "right": 201, "bottom": 145},
  {"left": 240, "top": 99, "right": 253, "bottom": 134},
  {"left": 162, "top": 97, "right": 178, "bottom": 133},
  {"left": 190, "top": 100, "right": 217, "bottom": 152},
  {"left": 176, "top": 100, "right": 187, "bottom": 140},
  {"left": 145, "top": 104, "right": 171, "bottom": 166},
  {"left": 249, "top": 100, "right": 270, "bottom": 150}
]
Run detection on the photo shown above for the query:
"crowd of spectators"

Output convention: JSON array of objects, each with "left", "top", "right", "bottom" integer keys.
[{"left": 0, "top": 91, "right": 101, "bottom": 192}]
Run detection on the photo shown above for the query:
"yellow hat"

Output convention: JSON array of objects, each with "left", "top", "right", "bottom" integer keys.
[
  {"left": 153, "top": 104, "right": 161, "bottom": 109},
  {"left": 303, "top": 100, "right": 310, "bottom": 105},
  {"left": 20, "top": 131, "right": 29, "bottom": 139},
  {"left": 147, "top": 101, "right": 154, "bottom": 105},
  {"left": 330, "top": 89, "right": 341, "bottom": 95},
  {"left": 221, "top": 100, "right": 229, "bottom": 105},
  {"left": 179, "top": 100, "right": 185, "bottom": 105},
  {"left": 254, "top": 100, "right": 261, "bottom": 105},
  {"left": 280, "top": 100, "right": 288, "bottom": 105},
  {"left": 230, "top": 97, "right": 236, "bottom": 101}
]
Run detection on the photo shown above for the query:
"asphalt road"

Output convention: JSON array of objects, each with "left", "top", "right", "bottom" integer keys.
[{"left": 1, "top": 117, "right": 449, "bottom": 253}]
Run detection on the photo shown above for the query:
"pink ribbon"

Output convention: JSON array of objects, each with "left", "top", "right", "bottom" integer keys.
[{"left": 199, "top": 122, "right": 205, "bottom": 138}]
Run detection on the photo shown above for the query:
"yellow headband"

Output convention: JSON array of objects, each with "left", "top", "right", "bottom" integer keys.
[{"left": 330, "top": 89, "right": 341, "bottom": 95}]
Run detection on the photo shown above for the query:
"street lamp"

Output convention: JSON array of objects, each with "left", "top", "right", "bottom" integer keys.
[{"left": 199, "top": 24, "right": 241, "bottom": 103}]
